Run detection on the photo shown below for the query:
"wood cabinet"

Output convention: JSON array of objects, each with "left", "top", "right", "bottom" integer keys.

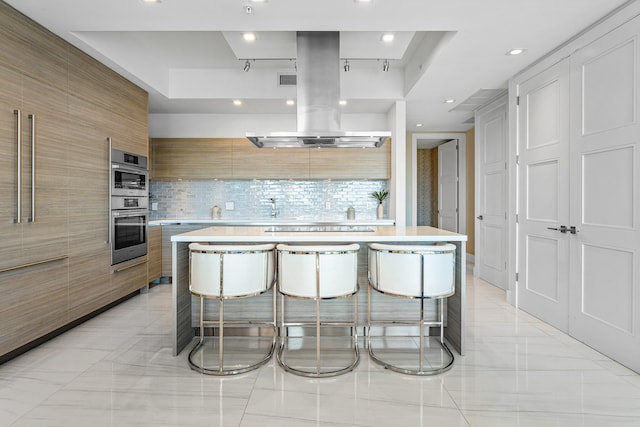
[
  {"left": 151, "top": 137, "right": 390, "bottom": 180},
  {"left": 0, "top": 2, "right": 149, "bottom": 359},
  {"left": 147, "top": 225, "right": 162, "bottom": 282},
  {"left": 152, "top": 138, "right": 234, "bottom": 180},
  {"left": 309, "top": 142, "right": 390, "bottom": 179},
  {"left": 0, "top": 259, "right": 69, "bottom": 355},
  {"left": 112, "top": 258, "right": 148, "bottom": 301},
  {"left": 231, "top": 139, "right": 310, "bottom": 179}
]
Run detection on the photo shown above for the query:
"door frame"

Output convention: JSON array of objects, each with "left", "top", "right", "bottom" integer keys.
[{"left": 410, "top": 132, "right": 466, "bottom": 239}]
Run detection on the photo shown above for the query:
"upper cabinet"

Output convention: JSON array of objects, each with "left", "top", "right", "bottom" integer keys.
[
  {"left": 232, "top": 139, "right": 310, "bottom": 179},
  {"left": 152, "top": 138, "right": 234, "bottom": 180},
  {"left": 309, "top": 141, "right": 391, "bottom": 179},
  {"left": 151, "top": 137, "right": 391, "bottom": 180}
]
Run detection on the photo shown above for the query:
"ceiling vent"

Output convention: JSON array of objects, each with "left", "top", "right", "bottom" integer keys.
[
  {"left": 450, "top": 89, "right": 507, "bottom": 112},
  {"left": 278, "top": 73, "right": 297, "bottom": 86}
]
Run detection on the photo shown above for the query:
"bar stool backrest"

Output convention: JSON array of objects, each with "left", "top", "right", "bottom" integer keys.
[
  {"left": 277, "top": 244, "right": 360, "bottom": 299},
  {"left": 368, "top": 243, "right": 456, "bottom": 298},
  {"left": 189, "top": 243, "right": 275, "bottom": 298}
]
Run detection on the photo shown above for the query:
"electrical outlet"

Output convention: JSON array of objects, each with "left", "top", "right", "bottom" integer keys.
[{"left": 225, "top": 201, "right": 235, "bottom": 210}]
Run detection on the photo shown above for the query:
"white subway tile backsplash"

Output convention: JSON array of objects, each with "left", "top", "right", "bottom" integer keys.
[{"left": 150, "top": 179, "right": 388, "bottom": 220}]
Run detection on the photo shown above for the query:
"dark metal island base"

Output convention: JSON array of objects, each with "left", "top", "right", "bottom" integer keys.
[{"left": 170, "top": 225, "right": 467, "bottom": 357}]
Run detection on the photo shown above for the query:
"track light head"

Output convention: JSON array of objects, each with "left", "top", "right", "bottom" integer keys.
[
  {"left": 382, "top": 59, "right": 390, "bottom": 72},
  {"left": 343, "top": 59, "right": 350, "bottom": 72},
  {"left": 243, "top": 60, "right": 251, "bottom": 72}
]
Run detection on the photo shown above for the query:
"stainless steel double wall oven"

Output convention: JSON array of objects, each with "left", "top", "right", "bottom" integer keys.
[{"left": 110, "top": 148, "right": 148, "bottom": 265}]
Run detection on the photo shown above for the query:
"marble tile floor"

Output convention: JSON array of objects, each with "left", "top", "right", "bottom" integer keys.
[{"left": 1, "top": 268, "right": 640, "bottom": 427}]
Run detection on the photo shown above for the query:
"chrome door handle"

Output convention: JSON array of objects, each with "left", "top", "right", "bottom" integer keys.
[
  {"left": 477, "top": 215, "right": 483, "bottom": 220},
  {"left": 568, "top": 226, "right": 579, "bottom": 234},
  {"left": 14, "top": 109, "right": 21, "bottom": 224},
  {"left": 107, "top": 137, "right": 112, "bottom": 245},
  {"left": 547, "top": 225, "right": 568, "bottom": 233},
  {"left": 28, "top": 113, "right": 35, "bottom": 223}
]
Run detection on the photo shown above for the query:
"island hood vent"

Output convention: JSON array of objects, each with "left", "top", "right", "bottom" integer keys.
[{"left": 246, "top": 32, "right": 391, "bottom": 148}]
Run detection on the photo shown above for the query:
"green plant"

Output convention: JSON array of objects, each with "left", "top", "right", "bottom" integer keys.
[{"left": 370, "top": 190, "right": 389, "bottom": 203}]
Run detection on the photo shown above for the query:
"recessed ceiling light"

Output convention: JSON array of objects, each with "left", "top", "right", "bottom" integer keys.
[
  {"left": 416, "top": 123, "right": 423, "bottom": 127},
  {"left": 142, "top": 0, "right": 161, "bottom": 3},
  {"left": 251, "top": 0, "right": 267, "bottom": 2},
  {"left": 286, "top": 99, "right": 295, "bottom": 106},
  {"left": 233, "top": 100, "right": 242, "bottom": 106},
  {"left": 444, "top": 99, "right": 455, "bottom": 104},
  {"left": 339, "top": 100, "right": 347, "bottom": 106},
  {"left": 506, "top": 48, "right": 526, "bottom": 56},
  {"left": 381, "top": 33, "right": 395, "bottom": 43},
  {"left": 355, "top": 0, "right": 372, "bottom": 3},
  {"left": 243, "top": 33, "right": 257, "bottom": 42}
]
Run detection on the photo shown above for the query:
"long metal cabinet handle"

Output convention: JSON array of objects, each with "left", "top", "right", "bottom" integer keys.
[
  {"left": 107, "top": 137, "right": 112, "bottom": 244},
  {"left": 111, "top": 258, "right": 146, "bottom": 273},
  {"left": 14, "top": 109, "right": 21, "bottom": 224},
  {"left": 0, "top": 255, "right": 68, "bottom": 274},
  {"left": 29, "top": 113, "right": 35, "bottom": 222}
]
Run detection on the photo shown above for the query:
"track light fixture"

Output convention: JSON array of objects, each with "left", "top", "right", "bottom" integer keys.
[
  {"left": 243, "top": 60, "right": 251, "bottom": 72},
  {"left": 343, "top": 59, "right": 350, "bottom": 72},
  {"left": 382, "top": 59, "right": 390, "bottom": 72}
]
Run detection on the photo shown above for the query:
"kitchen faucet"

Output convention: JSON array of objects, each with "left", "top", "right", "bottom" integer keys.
[{"left": 269, "top": 198, "right": 278, "bottom": 218}]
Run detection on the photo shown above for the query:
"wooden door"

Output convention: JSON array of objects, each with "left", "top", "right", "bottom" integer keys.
[
  {"left": 438, "top": 139, "right": 459, "bottom": 232},
  {"left": 569, "top": 18, "right": 640, "bottom": 373},
  {"left": 476, "top": 97, "right": 508, "bottom": 289},
  {"left": 517, "top": 59, "right": 571, "bottom": 331},
  {"left": 20, "top": 71, "right": 70, "bottom": 266},
  {"left": 0, "top": 64, "right": 24, "bottom": 271}
]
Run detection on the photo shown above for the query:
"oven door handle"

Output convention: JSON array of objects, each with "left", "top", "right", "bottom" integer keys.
[{"left": 112, "top": 210, "right": 149, "bottom": 218}]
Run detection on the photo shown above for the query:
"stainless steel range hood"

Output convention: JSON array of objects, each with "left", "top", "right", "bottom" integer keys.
[{"left": 246, "top": 32, "right": 391, "bottom": 148}]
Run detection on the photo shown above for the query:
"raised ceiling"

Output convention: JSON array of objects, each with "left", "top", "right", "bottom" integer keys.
[{"left": 4, "top": 0, "right": 631, "bottom": 131}]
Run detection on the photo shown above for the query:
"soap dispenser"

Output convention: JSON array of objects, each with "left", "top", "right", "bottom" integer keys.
[
  {"left": 347, "top": 206, "right": 355, "bottom": 220},
  {"left": 212, "top": 205, "right": 221, "bottom": 219}
]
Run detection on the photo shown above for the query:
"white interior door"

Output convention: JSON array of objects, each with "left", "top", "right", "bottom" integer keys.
[
  {"left": 568, "top": 18, "right": 640, "bottom": 373},
  {"left": 438, "top": 140, "right": 458, "bottom": 232},
  {"left": 476, "top": 97, "right": 508, "bottom": 289},
  {"left": 517, "top": 58, "right": 571, "bottom": 332}
]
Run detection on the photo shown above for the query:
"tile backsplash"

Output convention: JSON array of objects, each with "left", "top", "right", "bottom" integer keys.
[{"left": 150, "top": 180, "right": 388, "bottom": 220}]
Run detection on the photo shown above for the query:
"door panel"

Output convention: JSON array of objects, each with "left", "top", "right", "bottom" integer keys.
[
  {"left": 0, "top": 65, "right": 23, "bottom": 270},
  {"left": 20, "top": 74, "right": 69, "bottom": 265},
  {"left": 517, "top": 58, "right": 570, "bottom": 331},
  {"left": 569, "top": 17, "right": 640, "bottom": 373},
  {"left": 525, "top": 235, "right": 561, "bottom": 301},
  {"left": 476, "top": 98, "right": 508, "bottom": 288},
  {"left": 437, "top": 140, "right": 458, "bottom": 232}
]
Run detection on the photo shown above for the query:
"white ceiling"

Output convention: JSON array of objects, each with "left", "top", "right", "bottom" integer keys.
[{"left": 5, "top": 0, "right": 632, "bottom": 132}]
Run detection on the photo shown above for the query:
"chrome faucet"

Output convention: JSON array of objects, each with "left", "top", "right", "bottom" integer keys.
[{"left": 269, "top": 198, "right": 278, "bottom": 218}]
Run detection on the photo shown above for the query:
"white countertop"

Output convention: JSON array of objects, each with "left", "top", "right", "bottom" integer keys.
[
  {"left": 171, "top": 225, "right": 466, "bottom": 243},
  {"left": 150, "top": 218, "right": 395, "bottom": 226}
]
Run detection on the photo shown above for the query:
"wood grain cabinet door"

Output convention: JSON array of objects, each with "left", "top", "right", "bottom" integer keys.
[
  {"left": 309, "top": 141, "right": 390, "bottom": 179},
  {"left": 0, "top": 64, "right": 24, "bottom": 271},
  {"left": 233, "top": 139, "right": 310, "bottom": 179},
  {"left": 152, "top": 138, "right": 234, "bottom": 180}
]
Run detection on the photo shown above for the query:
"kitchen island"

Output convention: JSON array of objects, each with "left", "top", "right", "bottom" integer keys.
[{"left": 170, "top": 226, "right": 467, "bottom": 357}]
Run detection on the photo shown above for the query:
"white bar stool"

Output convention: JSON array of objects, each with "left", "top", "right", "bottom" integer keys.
[
  {"left": 188, "top": 243, "right": 276, "bottom": 375},
  {"left": 367, "top": 242, "right": 456, "bottom": 375},
  {"left": 276, "top": 243, "right": 360, "bottom": 377}
]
